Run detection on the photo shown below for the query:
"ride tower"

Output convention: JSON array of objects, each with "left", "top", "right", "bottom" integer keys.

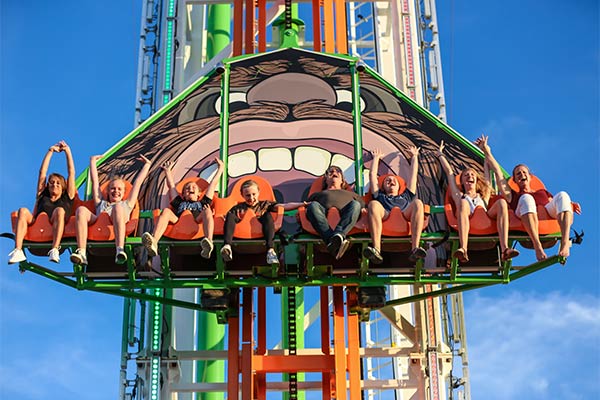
[
  {"left": 5, "top": 0, "right": 576, "bottom": 399},
  {"left": 128, "top": 0, "right": 463, "bottom": 398}
]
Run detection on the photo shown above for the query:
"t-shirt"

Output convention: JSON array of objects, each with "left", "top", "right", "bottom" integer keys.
[
  {"left": 170, "top": 195, "right": 212, "bottom": 218},
  {"left": 308, "top": 189, "right": 365, "bottom": 209},
  {"left": 373, "top": 189, "right": 415, "bottom": 212},
  {"left": 509, "top": 189, "right": 552, "bottom": 211},
  {"left": 35, "top": 189, "right": 73, "bottom": 218}
]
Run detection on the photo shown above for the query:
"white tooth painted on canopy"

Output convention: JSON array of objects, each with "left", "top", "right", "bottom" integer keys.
[
  {"left": 215, "top": 92, "right": 247, "bottom": 114},
  {"left": 336, "top": 89, "right": 365, "bottom": 111},
  {"left": 200, "top": 163, "right": 218, "bottom": 183},
  {"left": 294, "top": 146, "right": 331, "bottom": 176},
  {"left": 363, "top": 169, "right": 371, "bottom": 192},
  {"left": 331, "top": 154, "right": 355, "bottom": 184},
  {"left": 228, "top": 150, "right": 257, "bottom": 177},
  {"left": 258, "top": 148, "right": 292, "bottom": 171}
]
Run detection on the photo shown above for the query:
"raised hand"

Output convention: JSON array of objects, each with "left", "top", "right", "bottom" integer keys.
[
  {"left": 407, "top": 145, "right": 420, "bottom": 158},
  {"left": 474, "top": 134, "right": 491, "bottom": 154},
  {"left": 370, "top": 149, "right": 384, "bottom": 159},
  {"left": 161, "top": 160, "right": 175, "bottom": 172},
  {"left": 138, "top": 154, "right": 151, "bottom": 165}
]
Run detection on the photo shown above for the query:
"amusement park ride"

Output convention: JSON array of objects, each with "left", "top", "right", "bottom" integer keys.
[{"left": 4, "top": 0, "right": 581, "bottom": 399}]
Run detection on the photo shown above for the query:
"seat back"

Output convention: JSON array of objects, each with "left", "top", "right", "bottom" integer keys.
[
  {"left": 506, "top": 174, "right": 560, "bottom": 234},
  {"left": 444, "top": 174, "right": 498, "bottom": 235},
  {"left": 213, "top": 175, "right": 283, "bottom": 239}
]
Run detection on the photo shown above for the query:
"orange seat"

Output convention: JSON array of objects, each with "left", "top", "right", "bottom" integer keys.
[
  {"left": 87, "top": 180, "right": 140, "bottom": 241},
  {"left": 507, "top": 175, "right": 560, "bottom": 235},
  {"left": 11, "top": 195, "right": 91, "bottom": 243},
  {"left": 444, "top": 174, "right": 499, "bottom": 236},
  {"left": 212, "top": 175, "right": 284, "bottom": 239},
  {"left": 157, "top": 177, "right": 211, "bottom": 240},
  {"left": 297, "top": 176, "right": 368, "bottom": 236}
]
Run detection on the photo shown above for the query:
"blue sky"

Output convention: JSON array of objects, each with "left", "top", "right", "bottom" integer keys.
[{"left": 1, "top": 1, "right": 598, "bottom": 399}]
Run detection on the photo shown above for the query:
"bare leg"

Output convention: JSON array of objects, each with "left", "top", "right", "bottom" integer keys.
[
  {"left": 488, "top": 198, "right": 509, "bottom": 252},
  {"left": 112, "top": 203, "right": 131, "bottom": 249},
  {"left": 14, "top": 207, "right": 34, "bottom": 249},
  {"left": 456, "top": 198, "right": 471, "bottom": 256},
  {"left": 557, "top": 210, "right": 573, "bottom": 257},
  {"left": 403, "top": 199, "right": 424, "bottom": 250},
  {"left": 50, "top": 207, "right": 66, "bottom": 250},
  {"left": 75, "top": 207, "right": 95, "bottom": 251},
  {"left": 367, "top": 201, "right": 385, "bottom": 251},
  {"left": 201, "top": 206, "right": 215, "bottom": 240},
  {"left": 152, "top": 208, "right": 178, "bottom": 242},
  {"left": 520, "top": 212, "right": 546, "bottom": 261}
]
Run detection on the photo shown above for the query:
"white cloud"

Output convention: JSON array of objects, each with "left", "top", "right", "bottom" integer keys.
[{"left": 464, "top": 290, "right": 600, "bottom": 400}]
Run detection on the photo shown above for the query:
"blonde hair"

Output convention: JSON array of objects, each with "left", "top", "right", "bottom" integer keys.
[{"left": 460, "top": 168, "right": 491, "bottom": 199}]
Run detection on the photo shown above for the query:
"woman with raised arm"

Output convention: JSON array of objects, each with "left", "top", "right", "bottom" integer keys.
[
  {"left": 475, "top": 134, "right": 580, "bottom": 261},
  {"left": 437, "top": 140, "right": 518, "bottom": 263},
  {"left": 8, "top": 141, "right": 77, "bottom": 264},
  {"left": 71, "top": 154, "right": 152, "bottom": 265}
]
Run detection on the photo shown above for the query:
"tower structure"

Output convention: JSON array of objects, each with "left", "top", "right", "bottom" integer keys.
[{"left": 127, "top": 0, "right": 469, "bottom": 399}]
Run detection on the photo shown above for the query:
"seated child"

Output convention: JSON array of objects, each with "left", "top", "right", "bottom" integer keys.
[
  {"left": 220, "top": 179, "right": 306, "bottom": 264},
  {"left": 141, "top": 158, "right": 224, "bottom": 259},
  {"left": 8, "top": 141, "right": 76, "bottom": 264},
  {"left": 70, "top": 154, "right": 151, "bottom": 265},
  {"left": 364, "top": 147, "right": 426, "bottom": 264}
]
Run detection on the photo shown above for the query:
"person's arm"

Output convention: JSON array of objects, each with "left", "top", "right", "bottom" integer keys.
[
  {"left": 437, "top": 141, "right": 463, "bottom": 204},
  {"left": 89, "top": 155, "right": 103, "bottom": 206},
  {"left": 36, "top": 143, "right": 60, "bottom": 196},
  {"left": 405, "top": 145, "right": 420, "bottom": 194},
  {"left": 279, "top": 201, "right": 309, "bottom": 211},
  {"left": 369, "top": 149, "right": 383, "bottom": 196},
  {"left": 475, "top": 134, "right": 512, "bottom": 202},
  {"left": 160, "top": 161, "right": 178, "bottom": 201},
  {"left": 59, "top": 141, "right": 77, "bottom": 200},
  {"left": 126, "top": 154, "right": 152, "bottom": 209},
  {"left": 204, "top": 158, "right": 225, "bottom": 200}
]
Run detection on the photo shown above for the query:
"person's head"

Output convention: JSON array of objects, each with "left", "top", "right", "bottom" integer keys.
[
  {"left": 46, "top": 173, "right": 67, "bottom": 197},
  {"left": 240, "top": 179, "right": 260, "bottom": 206},
  {"left": 381, "top": 175, "right": 400, "bottom": 195},
  {"left": 512, "top": 164, "right": 531, "bottom": 190},
  {"left": 459, "top": 168, "right": 489, "bottom": 197},
  {"left": 107, "top": 178, "right": 126, "bottom": 202},
  {"left": 323, "top": 165, "right": 349, "bottom": 190},
  {"left": 181, "top": 181, "right": 201, "bottom": 201}
]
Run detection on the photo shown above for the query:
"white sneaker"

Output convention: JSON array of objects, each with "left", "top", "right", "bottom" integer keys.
[
  {"left": 8, "top": 248, "right": 26, "bottom": 264},
  {"left": 200, "top": 237, "right": 214, "bottom": 259},
  {"left": 70, "top": 248, "right": 88, "bottom": 265},
  {"left": 115, "top": 248, "right": 128, "bottom": 264},
  {"left": 48, "top": 248, "right": 60, "bottom": 263},
  {"left": 142, "top": 232, "right": 158, "bottom": 257},
  {"left": 266, "top": 248, "right": 279, "bottom": 265},
  {"left": 221, "top": 244, "right": 233, "bottom": 262}
]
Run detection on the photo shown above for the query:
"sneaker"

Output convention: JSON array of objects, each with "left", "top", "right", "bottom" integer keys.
[
  {"left": 48, "top": 248, "right": 60, "bottom": 263},
  {"left": 327, "top": 233, "right": 344, "bottom": 257},
  {"left": 363, "top": 246, "right": 383, "bottom": 264},
  {"left": 142, "top": 232, "right": 158, "bottom": 258},
  {"left": 115, "top": 249, "right": 128, "bottom": 264},
  {"left": 7, "top": 248, "right": 26, "bottom": 264},
  {"left": 221, "top": 244, "right": 233, "bottom": 262},
  {"left": 266, "top": 248, "right": 279, "bottom": 265},
  {"left": 336, "top": 239, "right": 350, "bottom": 260},
  {"left": 70, "top": 248, "right": 88, "bottom": 265},
  {"left": 200, "top": 237, "right": 214, "bottom": 259},
  {"left": 408, "top": 247, "right": 427, "bottom": 263}
]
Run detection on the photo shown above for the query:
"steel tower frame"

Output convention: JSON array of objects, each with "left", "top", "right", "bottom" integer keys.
[{"left": 126, "top": 0, "right": 469, "bottom": 398}]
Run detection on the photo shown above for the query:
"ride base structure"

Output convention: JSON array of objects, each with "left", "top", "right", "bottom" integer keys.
[{"left": 3, "top": 1, "right": 579, "bottom": 399}]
